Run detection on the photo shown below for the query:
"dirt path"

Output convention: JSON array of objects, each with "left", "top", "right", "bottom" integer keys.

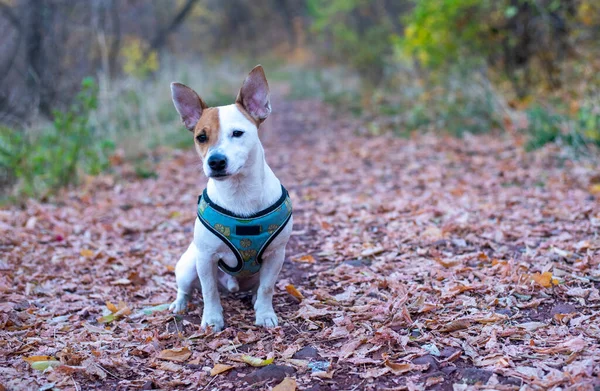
[{"left": 1, "top": 99, "right": 600, "bottom": 390}]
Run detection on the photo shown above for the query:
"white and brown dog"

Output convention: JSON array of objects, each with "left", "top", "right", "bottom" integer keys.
[{"left": 169, "top": 66, "right": 293, "bottom": 331}]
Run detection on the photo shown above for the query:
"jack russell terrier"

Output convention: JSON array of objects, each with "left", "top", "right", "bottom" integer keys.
[{"left": 168, "top": 66, "right": 293, "bottom": 331}]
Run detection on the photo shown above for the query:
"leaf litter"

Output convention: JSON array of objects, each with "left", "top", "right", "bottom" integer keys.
[{"left": 1, "top": 99, "right": 599, "bottom": 390}]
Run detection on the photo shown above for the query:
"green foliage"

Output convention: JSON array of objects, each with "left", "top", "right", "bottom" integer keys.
[
  {"left": 381, "top": 67, "right": 504, "bottom": 136},
  {"left": 307, "top": 0, "right": 397, "bottom": 86},
  {"left": 0, "top": 78, "right": 114, "bottom": 199},
  {"left": 525, "top": 103, "right": 600, "bottom": 151},
  {"left": 399, "top": 0, "right": 492, "bottom": 67}
]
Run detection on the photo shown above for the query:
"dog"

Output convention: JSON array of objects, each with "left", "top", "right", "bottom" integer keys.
[{"left": 168, "top": 66, "right": 293, "bottom": 331}]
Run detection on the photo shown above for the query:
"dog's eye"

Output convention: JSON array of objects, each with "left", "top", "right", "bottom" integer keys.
[
  {"left": 196, "top": 134, "right": 208, "bottom": 143},
  {"left": 232, "top": 130, "right": 244, "bottom": 138}
]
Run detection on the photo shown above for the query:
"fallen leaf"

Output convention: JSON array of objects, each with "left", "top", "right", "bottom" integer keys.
[
  {"left": 426, "top": 376, "right": 444, "bottom": 387},
  {"left": 23, "top": 356, "right": 57, "bottom": 363},
  {"left": 340, "top": 339, "right": 363, "bottom": 359},
  {"left": 590, "top": 183, "right": 600, "bottom": 194},
  {"left": 241, "top": 355, "right": 274, "bottom": 367},
  {"left": 530, "top": 272, "right": 558, "bottom": 288},
  {"left": 422, "top": 343, "right": 441, "bottom": 356},
  {"left": 516, "top": 322, "right": 547, "bottom": 332},
  {"left": 384, "top": 361, "right": 413, "bottom": 374},
  {"left": 111, "top": 278, "right": 131, "bottom": 285},
  {"left": 439, "top": 319, "right": 471, "bottom": 332},
  {"left": 210, "top": 363, "right": 234, "bottom": 376},
  {"left": 360, "top": 246, "right": 384, "bottom": 256},
  {"left": 285, "top": 284, "right": 304, "bottom": 301},
  {"left": 293, "top": 255, "right": 315, "bottom": 263},
  {"left": 138, "top": 303, "right": 171, "bottom": 316},
  {"left": 158, "top": 347, "right": 192, "bottom": 362},
  {"left": 23, "top": 356, "right": 61, "bottom": 371},
  {"left": 272, "top": 377, "right": 297, "bottom": 391},
  {"left": 312, "top": 370, "right": 333, "bottom": 379},
  {"left": 158, "top": 361, "right": 183, "bottom": 372},
  {"left": 360, "top": 367, "right": 390, "bottom": 378},
  {"left": 80, "top": 249, "right": 94, "bottom": 257},
  {"left": 534, "top": 336, "right": 587, "bottom": 354},
  {"left": 106, "top": 301, "right": 118, "bottom": 313},
  {"left": 83, "top": 323, "right": 112, "bottom": 334}
]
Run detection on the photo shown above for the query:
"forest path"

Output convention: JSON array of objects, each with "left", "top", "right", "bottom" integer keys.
[{"left": 1, "top": 98, "right": 599, "bottom": 390}]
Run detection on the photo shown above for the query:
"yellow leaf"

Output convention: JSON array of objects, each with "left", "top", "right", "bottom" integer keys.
[
  {"left": 241, "top": 355, "right": 274, "bottom": 367},
  {"left": 285, "top": 284, "right": 304, "bottom": 301},
  {"left": 210, "top": 363, "right": 234, "bottom": 376},
  {"left": 80, "top": 249, "right": 94, "bottom": 257},
  {"left": 158, "top": 347, "right": 192, "bottom": 363},
  {"left": 589, "top": 184, "right": 600, "bottom": 195},
  {"left": 530, "top": 272, "right": 556, "bottom": 288},
  {"left": 293, "top": 255, "right": 315, "bottom": 264},
  {"left": 23, "top": 355, "right": 56, "bottom": 363},
  {"left": 273, "top": 377, "right": 297, "bottom": 391},
  {"left": 106, "top": 301, "right": 118, "bottom": 313}
]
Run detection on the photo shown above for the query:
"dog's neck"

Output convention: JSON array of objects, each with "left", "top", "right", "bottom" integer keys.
[{"left": 205, "top": 142, "right": 282, "bottom": 217}]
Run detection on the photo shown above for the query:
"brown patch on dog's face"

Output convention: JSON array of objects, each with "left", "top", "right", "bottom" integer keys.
[{"left": 193, "top": 107, "right": 220, "bottom": 158}]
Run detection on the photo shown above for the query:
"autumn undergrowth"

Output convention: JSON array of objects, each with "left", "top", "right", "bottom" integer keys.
[
  {"left": 0, "top": 58, "right": 261, "bottom": 202},
  {"left": 278, "top": 59, "right": 600, "bottom": 156},
  {"left": 0, "top": 78, "right": 114, "bottom": 202}
]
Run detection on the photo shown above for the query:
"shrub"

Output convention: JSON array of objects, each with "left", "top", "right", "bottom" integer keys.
[
  {"left": 525, "top": 102, "right": 600, "bottom": 151},
  {"left": 0, "top": 78, "right": 114, "bottom": 200}
]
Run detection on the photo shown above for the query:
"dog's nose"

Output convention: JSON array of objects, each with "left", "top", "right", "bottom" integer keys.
[{"left": 208, "top": 154, "right": 227, "bottom": 171}]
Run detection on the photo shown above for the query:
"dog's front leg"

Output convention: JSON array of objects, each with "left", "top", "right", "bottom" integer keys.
[
  {"left": 196, "top": 256, "right": 225, "bottom": 331},
  {"left": 254, "top": 247, "right": 286, "bottom": 327},
  {"left": 170, "top": 242, "right": 201, "bottom": 314}
]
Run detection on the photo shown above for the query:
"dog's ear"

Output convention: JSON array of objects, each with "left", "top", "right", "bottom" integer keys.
[
  {"left": 171, "top": 83, "right": 208, "bottom": 131},
  {"left": 236, "top": 65, "right": 271, "bottom": 123}
]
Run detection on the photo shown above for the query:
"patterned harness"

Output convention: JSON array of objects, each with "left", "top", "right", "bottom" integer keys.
[{"left": 197, "top": 186, "right": 293, "bottom": 277}]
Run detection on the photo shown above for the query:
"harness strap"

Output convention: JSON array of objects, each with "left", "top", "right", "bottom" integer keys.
[{"left": 197, "top": 185, "right": 292, "bottom": 276}]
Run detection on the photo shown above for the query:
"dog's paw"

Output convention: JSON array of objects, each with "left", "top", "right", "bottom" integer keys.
[
  {"left": 201, "top": 313, "right": 225, "bottom": 332},
  {"left": 169, "top": 298, "right": 188, "bottom": 314},
  {"left": 255, "top": 311, "right": 279, "bottom": 328}
]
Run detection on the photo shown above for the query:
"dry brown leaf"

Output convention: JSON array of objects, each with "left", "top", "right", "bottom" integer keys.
[
  {"left": 384, "top": 361, "right": 413, "bottom": 374},
  {"left": 158, "top": 347, "right": 192, "bottom": 362},
  {"left": 158, "top": 361, "right": 183, "bottom": 372},
  {"left": 360, "top": 246, "right": 384, "bottom": 257},
  {"left": 439, "top": 319, "right": 471, "bottom": 332},
  {"left": 534, "top": 337, "right": 587, "bottom": 354},
  {"left": 426, "top": 376, "right": 445, "bottom": 387},
  {"left": 210, "top": 363, "right": 234, "bottom": 376},
  {"left": 312, "top": 371, "right": 333, "bottom": 379},
  {"left": 360, "top": 367, "right": 390, "bottom": 379},
  {"left": 340, "top": 339, "right": 363, "bottom": 359},
  {"left": 272, "top": 377, "right": 297, "bottom": 391}
]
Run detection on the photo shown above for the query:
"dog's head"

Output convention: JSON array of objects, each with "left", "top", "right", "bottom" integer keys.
[{"left": 170, "top": 65, "right": 271, "bottom": 179}]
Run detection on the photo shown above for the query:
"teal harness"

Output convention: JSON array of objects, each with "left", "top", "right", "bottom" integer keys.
[{"left": 197, "top": 186, "right": 293, "bottom": 277}]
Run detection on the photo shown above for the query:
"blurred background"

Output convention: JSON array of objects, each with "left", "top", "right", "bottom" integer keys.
[{"left": 0, "top": 0, "right": 599, "bottom": 201}]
